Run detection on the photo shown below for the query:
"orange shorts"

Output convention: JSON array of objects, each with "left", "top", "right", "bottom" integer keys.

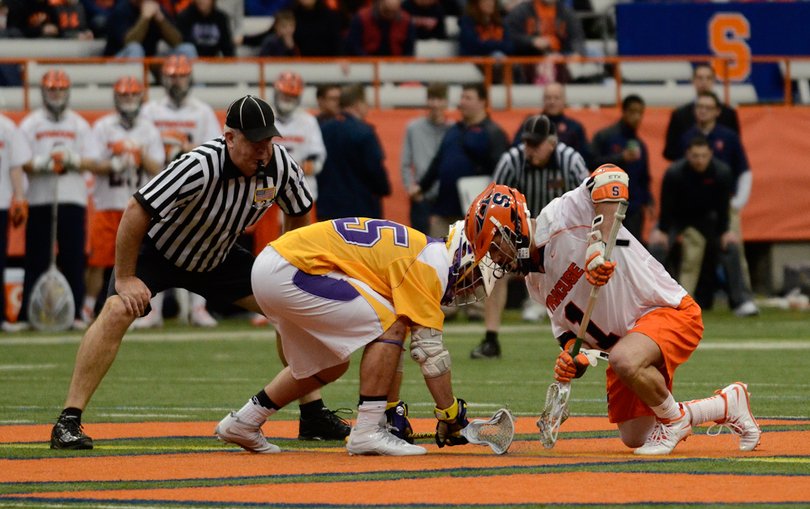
[
  {"left": 88, "top": 209, "right": 124, "bottom": 268},
  {"left": 606, "top": 295, "right": 703, "bottom": 423}
]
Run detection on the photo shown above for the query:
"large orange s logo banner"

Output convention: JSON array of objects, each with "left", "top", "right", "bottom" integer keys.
[{"left": 709, "top": 13, "right": 751, "bottom": 82}]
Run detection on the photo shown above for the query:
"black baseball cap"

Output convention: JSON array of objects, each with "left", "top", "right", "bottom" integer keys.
[
  {"left": 521, "top": 114, "right": 556, "bottom": 144},
  {"left": 225, "top": 95, "right": 281, "bottom": 142}
]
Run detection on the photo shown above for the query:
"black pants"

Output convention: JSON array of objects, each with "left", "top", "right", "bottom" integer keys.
[{"left": 19, "top": 204, "right": 86, "bottom": 322}]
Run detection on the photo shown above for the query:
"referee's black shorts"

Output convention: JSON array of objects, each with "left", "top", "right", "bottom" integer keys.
[{"left": 106, "top": 240, "right": 255, "bottom": 314}]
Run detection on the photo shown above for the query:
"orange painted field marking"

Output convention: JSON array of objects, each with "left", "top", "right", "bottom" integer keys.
[{"left": 7, "top": 471, "right": 810, "bottom": 505}]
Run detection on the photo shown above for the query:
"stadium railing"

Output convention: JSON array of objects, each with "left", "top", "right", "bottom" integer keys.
[{"left": 0, "top": 55, "right": 807, "bottom": 111}]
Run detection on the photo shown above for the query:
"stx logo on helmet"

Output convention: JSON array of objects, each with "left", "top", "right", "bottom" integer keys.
[{"left": 546, "top": 262, "right": 584, "bottom": 312}]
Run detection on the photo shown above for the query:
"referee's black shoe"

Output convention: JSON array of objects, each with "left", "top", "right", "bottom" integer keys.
[
  {"left": 50, "top": 415, "right": 93, "bottom": 450},
  {"left": 298, "top": 407, "right": 352, "bottom": 441},
  {"left": 470, "top": 339, "right": 501, "bottom": 359}
]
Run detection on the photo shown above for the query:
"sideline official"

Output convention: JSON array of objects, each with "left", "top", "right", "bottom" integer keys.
[{"left": 50, "top": 95, "right": 313, "bottom": 450}]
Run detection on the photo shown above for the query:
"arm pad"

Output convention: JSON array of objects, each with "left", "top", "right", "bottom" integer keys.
[
  {"left": 587, "top": 165, "right": 629, "bottom": 203},
  {"left": 410, "top": 326, "right": 451, "bottom": 378}
]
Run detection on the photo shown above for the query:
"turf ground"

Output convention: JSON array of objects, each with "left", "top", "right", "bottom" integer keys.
[{"left": 1, "top": 305, "right": 809, "bottom": 508}]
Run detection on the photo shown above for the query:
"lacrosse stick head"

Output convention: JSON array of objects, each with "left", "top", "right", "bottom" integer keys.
[
  {"left": 536, "top": 381, "right": 571, "bottom": 449},
  {"left": 28, "top": 267, "right": 75, "bottom": 332},
  {"left": 460, "top": 408, "right": 516, "bottom": 455}
]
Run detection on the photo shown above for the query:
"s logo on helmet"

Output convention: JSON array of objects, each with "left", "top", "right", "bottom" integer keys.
[{"left": 492, "top": 192, "right": 512, "bottom": 208}]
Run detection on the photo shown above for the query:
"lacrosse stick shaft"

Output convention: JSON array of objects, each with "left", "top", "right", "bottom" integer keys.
[
  {"left": 571, "top": 200, "right": 628, "bottom": 356},
  {"left": 407, "top": 432, "right": 436, "bottom": 440}
]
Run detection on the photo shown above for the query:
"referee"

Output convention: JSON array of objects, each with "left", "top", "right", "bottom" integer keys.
[
  {"left": 50, "top": 95, "right": 343, "bottom": 449},
  {"left": 471, "top": 114, "right": 590, "bottom": 359}
]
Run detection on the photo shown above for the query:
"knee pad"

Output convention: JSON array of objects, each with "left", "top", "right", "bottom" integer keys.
[{"left": 409, "top": 326, "right": 451, "bottom": 378}]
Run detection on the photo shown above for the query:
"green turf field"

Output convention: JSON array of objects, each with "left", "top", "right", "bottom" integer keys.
[{"left": 1, "top": 306, "right": 809, "bottom": 508}]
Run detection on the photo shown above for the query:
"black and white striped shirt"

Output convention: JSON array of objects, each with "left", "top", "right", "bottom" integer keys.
[
  {"left": 135, "top": 136, "right": 312, "bottom": 272},
  {"left": 492, "top": 142, "right": 589, "bottom": 217}
]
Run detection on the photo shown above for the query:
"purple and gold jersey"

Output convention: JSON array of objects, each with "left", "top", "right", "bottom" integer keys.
[{"left": 272, "top": 218, "right": 450, "bottom": 330}]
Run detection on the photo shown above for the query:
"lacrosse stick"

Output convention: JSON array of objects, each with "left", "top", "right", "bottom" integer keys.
[
  {"left": 408, "top": 408, "right": 517, "bottom": 455},
  {"left": 536, "top": 200, "right": 628, "bottom": 449},
  {"left": 29, "top": 174, "right": 75, "bottom": 332}
]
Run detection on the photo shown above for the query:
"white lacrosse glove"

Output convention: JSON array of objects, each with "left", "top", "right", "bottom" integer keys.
[
  {"left": 49, "top": 146, "right": 81, "bottom": 174},
  {"left": 110, "top": 154, "right": 128, "bottom": 174},
  {"left": 585, "top": 230, "right": 616, "bottom": 286},
  {"left": 32, "top": 154, "right": 53, "bottom": 173}
]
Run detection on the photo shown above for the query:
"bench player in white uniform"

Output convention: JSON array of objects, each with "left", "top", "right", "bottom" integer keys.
[
  {"left": 138, "top": 55, "right": 221, "bottom": 328},
  {"left": 464, "top": 166, "right": 761, "bottom": 455},
  {"left": 217, "top": 218, "right": 494, "bottom": 455},
  {"left": 17, "top": 69, "right": 102, "bottom": 330},
  {"left": 84, "top": 77, "right": 165, "bottom": 322},
  {"left": 251, "top": 71, "right": 327, "bottom": 327}
]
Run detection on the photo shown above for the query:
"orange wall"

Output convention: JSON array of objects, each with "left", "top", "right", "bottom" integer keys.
[{"left": 6, "top": 106, "right": 809, "bottom": 258}]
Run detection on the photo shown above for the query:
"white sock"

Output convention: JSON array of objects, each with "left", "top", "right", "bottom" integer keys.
[
  {"left": 236, "top": 396, "right": 277, "bottom": 428},
  {"left": 190, "top": 292, "right": 207, "bottom": 309},
  {"left": 651, "top": 393, "right": 682, "bottom": 421},
  {"left": 151, "top": 291, "right": 165, "bottom": 315},
  {"left": 683, "top": 394, "right": 726, "bottom": 426},
  {"left": 84, "top": 295, "right": 96, "bottom": 312},
  {"left": 355, "top": 400, "right": 386, "bottom": 430}
]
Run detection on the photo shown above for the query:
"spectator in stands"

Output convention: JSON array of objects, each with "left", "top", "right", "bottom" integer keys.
[
  {"left": 81, "top": 0, "right": 116, "bottom": 37},
  {"left": 513, "top": 82, "right": 590, "bottom": 164},
  {"left": 663, "top": 63, "right": 740, "bottom": 162},
  {"left": 245, "top": 0, "right": 294, "bottom": 16},
  {"left": 216, "top": 0, "right": 244, "bottom": 46},
  {"left": 136, "top": 55, "right": 221, "bottom": 329},
  {"left": 17, "top": 70, "right": 102, "bottom": 331},
  {"left": 84, "top": 77, "right": 165, "bottom": 324},
  {"left": 316, "top": 84, "right": 391, "bottom": 221},
  {"left": 402, "top": 0, "right": 446, "bottom": 40},
  {"left": 0, "top": 0, "right": 23, "bottom": 86},
  {"left": 316, "top": 83, "right": 341, "bottom": 125},
  {"left": 401, "top": 82, "right": 451, "bottom": 235},
  {"left": 104, "top": 0, "right": 197, "bottom": 58},
  {"left": 458, "top": 0, "right": 512, "bottom": 57},
  {"left": 258, "top": 9, "right": 299, "bottom": 56},
  {"left": 414, "top": 83, "right": 508, "bottom": 241},
  {"left": 648, "top": 135, "right": 758, "bottom": 317},
  {"left": 156, "top": 0, "right": 193, "bottom": 19},
  {"left": 176, "top": 0, "right": 235, "bottom": 56},
  {"left": 0, "top": 0, "right": 22, "bottom": 38},
  {"left": 0, "top": 109, "right": 30, "bottom": 333},
  {"left": 8, "top": 0, "right": 59, "bottom": 38},
  {"left": 292, "top": 0, "right": 342, "bottom": 56},
  {"left": 590, "top": 94, "right": 653, "bottom": 241},
  {"left": 345, "top": 0, "right": 416, "bottom": 56},
  {"left": 504, "top": 0, "right": 584, "bottom": 83}
]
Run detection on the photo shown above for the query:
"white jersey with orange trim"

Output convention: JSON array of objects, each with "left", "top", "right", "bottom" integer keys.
[
  {"left": 271, "top": 218, "right": 450, "bottom": 331},
  {"left": 273, "top": 108, "right": 326, "bottom": 200},
  {"left": 18, "top": 108, "right": 101, "bottom": 207},
  {"left": 525, "top": 183, "right": 687, "bottom": 351},
  {"left": 0, "top": 113, "right": 32, "bottom": 209},
  {"left": 91, "top": 113, "right": 165, "bottom": 211},
  {"left": 140, "top": 96, "right": 222, "bottom": 161}
]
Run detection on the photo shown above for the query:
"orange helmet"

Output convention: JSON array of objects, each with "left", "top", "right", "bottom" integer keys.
[
  {"left": 465, "top": 182, "right": 534, "bottom": 275},
  {"left": 274, "top": 71, "right": 305, "bottom": 97},
  {"left": 162, "top": 55, "right": 192, "bottom": 77},
  {"left": 41, "top": 69, "right": 71, "bottom": 118},
  {"left": 113, "top": 76, "right": 144, "bottom": 124}
]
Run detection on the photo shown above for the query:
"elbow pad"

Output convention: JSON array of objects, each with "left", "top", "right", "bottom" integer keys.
[
  {"left": 410, "top": 326, "right": 451, "bottom": 378},
  {"left": 587, "top": 164, "right": 629, "bottom": 203}
]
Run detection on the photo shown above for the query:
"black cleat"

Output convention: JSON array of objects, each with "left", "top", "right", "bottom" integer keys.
[
  {"left": 298, "top": 407, "right": 352, "bottom": 441},
  {"left": 470, "top": 339, "right": 501, "bottom": 359},
  {"left": 50, "top": 415, "right": 93, "bottom": 450}
]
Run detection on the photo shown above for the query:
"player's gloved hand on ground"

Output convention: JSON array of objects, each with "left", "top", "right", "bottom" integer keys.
[
  {"left": 585, "top": 229, "right": 616, "bottom": 286},
  {"left": 555, "top": 339, "right": 590, "bottom": 383},
  {"left": 435, "top": 397, "right": 469, "bottom": 448},
  {"left": 10, "top": 197, "right": 28, "bottom": 227},
  {"left": 385, "top": 400, "right": 414, "bottom": 444},
  {"left": 49, "top": 146, "right": 81, "bottom": 174}
]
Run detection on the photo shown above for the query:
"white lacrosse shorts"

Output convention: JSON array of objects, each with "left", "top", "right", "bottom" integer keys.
[{"left": 251, "top": 246, "right": 394, "bottom": 380}]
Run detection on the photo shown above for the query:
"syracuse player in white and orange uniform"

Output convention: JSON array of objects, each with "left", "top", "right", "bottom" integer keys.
[
  {"left": 18, "top": 69, "right": 102, "bottom": 329},
  {"left": 84, "top": 76, "right": 165, "bottom": 321},
  {"left": 464, "top": 167, "right": 761, "bottom": 456},
  {"left": 138, "top": 55, "right": 222, "bottom": 328},
  {"left": 216, "top": 218, "right": 494, "bottom": 456}
]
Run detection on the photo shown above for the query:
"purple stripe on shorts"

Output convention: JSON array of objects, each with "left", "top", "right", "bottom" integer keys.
[{"left": 293, "top": 270, "right": 360, "bottom": 302}]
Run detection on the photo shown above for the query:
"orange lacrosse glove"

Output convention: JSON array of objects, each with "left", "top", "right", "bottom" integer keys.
[
  {"left": 10, "top": 197, "right": 28, "bottom": 227},
  {"left": 554, "top": 339, "right": 590, "bottom": 383},
  {"left": 584, "top": 229, "right": 616, "bottom": 286}
]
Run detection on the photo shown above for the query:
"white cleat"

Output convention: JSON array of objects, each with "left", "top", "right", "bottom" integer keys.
[
  {"left": 346, "top": 422, "right": 427, "bottom": 456},
  {"left": 709, "top": 382, "right": 762, "bottom": 451},
  {"left": 215, "top": 411, "right": 280, "bottom": 453},
  {"left": 129, "top": 309, "right": 163, "bottom": 330},
  {"left": 191, "top": 306, "right": 218, "bottom": 327},
  {"left": 634, "top": 406, "right": 692, "bottom": 455}
]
